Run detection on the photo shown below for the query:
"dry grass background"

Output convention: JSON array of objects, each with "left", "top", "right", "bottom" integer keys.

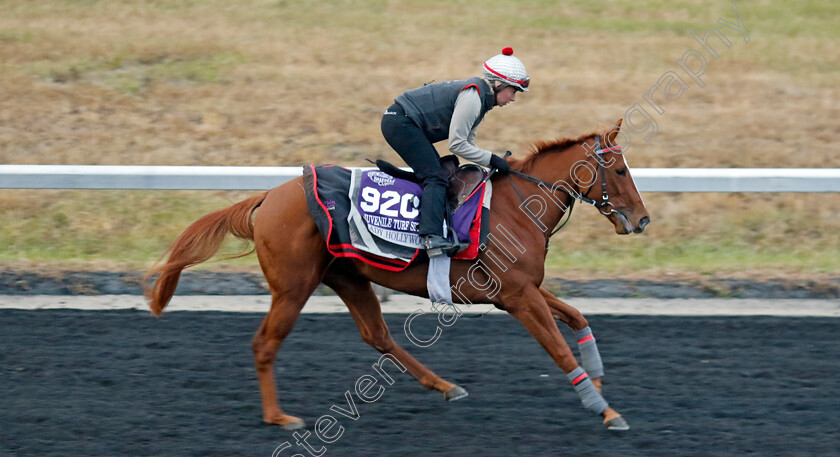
[{"left": 1, "top": 0, "right": 838, "bottom": 277}]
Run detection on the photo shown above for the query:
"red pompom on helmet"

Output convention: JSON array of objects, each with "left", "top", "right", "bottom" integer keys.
[{"left": 483, "top": 47, "right": 530, "bottom": 91}]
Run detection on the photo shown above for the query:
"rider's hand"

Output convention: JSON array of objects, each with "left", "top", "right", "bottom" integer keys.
[{"left": 489, "top": 154, "right": 511, "bottom": 175}]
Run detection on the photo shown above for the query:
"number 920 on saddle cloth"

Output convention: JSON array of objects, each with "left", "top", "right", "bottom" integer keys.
[{"left": 302, "top": 164, "right": 491, "bottom": 271}]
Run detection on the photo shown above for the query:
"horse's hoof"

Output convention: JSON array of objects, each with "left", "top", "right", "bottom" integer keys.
[
  {"left": 264, "top": 413, "right": 306, "bottom": 430},
  {"left": 282, "top": 420, "right": 306, "bottom": 431},
  {"left": 444, "top": 385, "right": 469, "bottom": 402},
  {"left": 604, "top": 415, "right": 630, "bottom": 431}
]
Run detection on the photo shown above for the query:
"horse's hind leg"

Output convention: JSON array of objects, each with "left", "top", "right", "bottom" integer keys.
[
  {"left": 252, "top": 289, "right": 319, "bottom": 429},
  {"left": 252, "top": 186, "right": 331, "bottom": 428},
  {"left": 539, "top": 287, "right": 604, "bottom": 393},
  {"left": 323, "top": 268, "right": 467, "bottom": 401}
]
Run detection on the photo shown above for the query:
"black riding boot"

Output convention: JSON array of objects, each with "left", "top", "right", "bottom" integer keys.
[
  {"left": 381, "top": 103, "right": 458, "bottom": 257},
  {"left": 418, "top": 174, "right": 459, "bottom": 257}
]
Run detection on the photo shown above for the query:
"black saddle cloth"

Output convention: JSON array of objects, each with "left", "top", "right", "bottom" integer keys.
[{"left": 374, "top": 155, "right": 486, "bottom": 209}]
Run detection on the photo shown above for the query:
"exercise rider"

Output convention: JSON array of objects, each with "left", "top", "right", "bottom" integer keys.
[{"left": 381, "top": 47, "right": 529, "bottom": 257}]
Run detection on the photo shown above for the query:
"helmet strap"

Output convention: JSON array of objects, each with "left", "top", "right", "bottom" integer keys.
[{"left": 489, "top": 80, "right": 509, "bottom": 93}]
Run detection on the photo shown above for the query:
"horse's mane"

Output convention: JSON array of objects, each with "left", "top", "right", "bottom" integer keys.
[{"left": 518, "top": 130, "right": 600, "bottom": 171}]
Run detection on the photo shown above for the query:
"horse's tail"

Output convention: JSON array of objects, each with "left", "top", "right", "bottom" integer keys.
[{"left": 144, "top": 192, "right": 267, "bottom": 316}]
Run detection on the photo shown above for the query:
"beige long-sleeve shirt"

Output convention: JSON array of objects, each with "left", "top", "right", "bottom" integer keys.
[{"left": 448, "top": 88, "right": 493, "bottom": 167}]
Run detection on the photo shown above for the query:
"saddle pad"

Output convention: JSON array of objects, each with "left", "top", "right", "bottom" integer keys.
[
  {"left": 303, "top": 165, "right": 490, "bottom": 271},
  {"left": 349, "top": 170, "right": 424, "bottom": 251}
]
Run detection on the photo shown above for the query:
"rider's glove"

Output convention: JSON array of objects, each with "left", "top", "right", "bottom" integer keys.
[{"left": 489, "top": 154, "right": 511, "bottom": 175}]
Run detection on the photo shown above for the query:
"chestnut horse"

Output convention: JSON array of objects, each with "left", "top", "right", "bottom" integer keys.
[{"left": 145, "top": 119, "right": 650, "bottom": 431}]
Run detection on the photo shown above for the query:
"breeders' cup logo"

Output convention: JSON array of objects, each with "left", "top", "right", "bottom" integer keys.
[{"left": 369, "top": 171, "right": 395, "bottom": 187}]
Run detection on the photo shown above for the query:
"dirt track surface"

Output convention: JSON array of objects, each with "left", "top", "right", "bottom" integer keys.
[
  {"left": 3, "top": 270, "right": 840, "bottom": 299},
  {"left": 2, "top": 310, "right": 838, "bottom": 457}
]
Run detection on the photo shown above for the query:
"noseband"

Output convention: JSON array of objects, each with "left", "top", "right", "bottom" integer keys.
[
  {"left": 580, "top": 135, "right": 622, "bottom": 217},
  {"left": 505, "top": 135, "right": 622, "bottom": 237}
]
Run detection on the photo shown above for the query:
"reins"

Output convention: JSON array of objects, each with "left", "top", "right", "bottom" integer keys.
[
  {"left": 460, "top": 136, "right": 622, "bottom": 320},
  {"left": 503, "top": 135, "right": 622, "bottom": 239},
  {"left": 506, "top": 169, "right": 577, "bottom": 237}
]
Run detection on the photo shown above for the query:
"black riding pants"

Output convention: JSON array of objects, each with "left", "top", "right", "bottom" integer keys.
[{"left": 381, "top": 103, "right": 448, "bottom": 237}]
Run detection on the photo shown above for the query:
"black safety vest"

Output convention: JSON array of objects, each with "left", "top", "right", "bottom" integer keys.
[{"left": 394, "top": 77, "right": 495, "bottom": 143}]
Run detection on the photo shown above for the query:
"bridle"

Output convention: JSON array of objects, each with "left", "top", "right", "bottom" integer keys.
[{"left": 502, "top": 135, "right": 622, "bottom": 237}]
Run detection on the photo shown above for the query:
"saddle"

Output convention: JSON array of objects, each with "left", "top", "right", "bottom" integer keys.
[
  {"left": 374, "top": 155, "right": 486, "bottom": 209},
  {"left": 303, "top": 162, "right": 492, "bottom": 271}
]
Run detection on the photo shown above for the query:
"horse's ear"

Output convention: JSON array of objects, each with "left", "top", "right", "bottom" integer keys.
[{"left": 605, "top": 118, "right": 623, "bottom": 148}]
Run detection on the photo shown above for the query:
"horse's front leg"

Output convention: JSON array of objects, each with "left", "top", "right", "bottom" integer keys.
[
  {"left": 539, "top": 287, "right": 605, "bottom": 394},
  {"left": 504, "top": 286, "right": 628, "bottom": 431}
]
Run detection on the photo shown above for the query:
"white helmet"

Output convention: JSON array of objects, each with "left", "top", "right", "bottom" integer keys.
[{"left": 482, "top": 47, "right": 530, "bottom": 92}]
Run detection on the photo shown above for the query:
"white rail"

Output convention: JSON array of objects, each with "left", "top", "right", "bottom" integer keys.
[{"left": 1, "top": 165, "right": 839, "bottom": 192}]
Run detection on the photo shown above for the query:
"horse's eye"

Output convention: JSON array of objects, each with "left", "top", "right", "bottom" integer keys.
[{"left": 616, "top": 169, "right": 627, "bottom": 176}]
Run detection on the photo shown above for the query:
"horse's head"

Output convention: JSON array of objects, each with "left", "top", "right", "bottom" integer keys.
[
  {"left": 585, "top": 119, "right": 650, "bottom": 234},
  {"left": 521, "top": 119, "right": 650, "bottom": 235}
]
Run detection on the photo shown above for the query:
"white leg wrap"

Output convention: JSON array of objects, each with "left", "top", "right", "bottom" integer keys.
[
  {"left": 566, "top": 367, "right": 608, "bottom": 415},
  {"left": 574, "top": 326, "right": 604, "bottom": 378}
]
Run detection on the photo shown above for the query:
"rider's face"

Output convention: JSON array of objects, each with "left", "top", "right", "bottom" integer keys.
[{"left": 495, "top": 86, "right": 518, "bottom": 107}]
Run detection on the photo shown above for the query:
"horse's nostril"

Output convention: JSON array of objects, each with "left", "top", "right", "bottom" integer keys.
[{"left": 639, "top": 216, "right": 650, "bottom": 229}]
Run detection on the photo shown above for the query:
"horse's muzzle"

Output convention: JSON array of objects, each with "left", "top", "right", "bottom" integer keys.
[{"left": 634, "top": 216, "right": 651, "bottom": 234}]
